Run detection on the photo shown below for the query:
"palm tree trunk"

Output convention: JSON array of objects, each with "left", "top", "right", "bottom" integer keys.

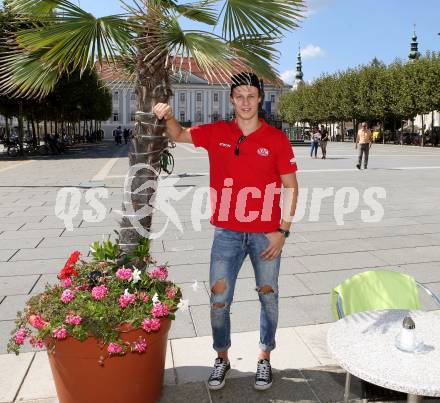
[{"left": 118, "top": 43, "right": 172, "bottom": 259}]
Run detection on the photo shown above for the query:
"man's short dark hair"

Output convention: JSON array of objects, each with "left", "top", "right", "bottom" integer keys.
[{"left": 230, "top": 72, "right": 262, "bottom": 97}]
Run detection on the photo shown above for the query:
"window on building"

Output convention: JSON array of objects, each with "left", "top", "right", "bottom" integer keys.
[
  {"left": 130, "top": 92, "right": 136, "bottom": 101},
  {"left": 212, "top": 112, "right": 220, "bottom": 122},
  {"left": 113, "top": 113, "right": 119, "bottom": 122},
  {"left": 270, "top": 94, "right": 276, "bottom": 103},
  {"left": 113, "top": 91, "right": 119, "bottom": 101},
  {"left": 195, "top": 111, "right": 202, "bottom": 122},
  {"left": 179, "top": 112, "right": 185, "bottom": 122},
  {"left": 180, "top": 93, "right": 186, "bottom": 102},
  {"left": 196, "top": 93, "right": 202, "bottom": 102},
  {"left": 131, "top": 113, "right": 136, "bottom": 121},
  {"left": 213, "top": 93, "right": 219, "bottom": 102}
]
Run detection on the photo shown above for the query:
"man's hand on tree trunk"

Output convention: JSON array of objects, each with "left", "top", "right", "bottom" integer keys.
[{"left": 153, "top": 103, "right": 173, "bottom": 121}]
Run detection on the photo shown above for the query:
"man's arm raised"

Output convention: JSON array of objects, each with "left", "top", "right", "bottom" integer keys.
[{"left": 153, "top": 103, "right": 193, "bottom": 144}]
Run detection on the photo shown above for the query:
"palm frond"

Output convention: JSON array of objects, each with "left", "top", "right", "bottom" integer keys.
[
  {"left": 221, "top": 0, "right": 305, "bottom": 40},
  {"left": 15, "top": 10, "right": 134, "bottom": 72},
  {"left": 1, "top": 0, "right": 135, "bottom": 96},
  {"left": 0, "top": 50, "right": 60, "bottom": 98},
  {"left": 175, "top": 1, "right": 218, "bottom": 26},
  {"left": 7, "top": 0, "right": 60, "bottom": 18},
  {"left": 148, "top": 17, "right": 234, "bottom": 83},
  {"left": 229, "top": 35, "right": 280, "bottom": 82}
]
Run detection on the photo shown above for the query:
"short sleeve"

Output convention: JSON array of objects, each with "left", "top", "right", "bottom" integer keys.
[
  {"left": 190, "top": 123, "right": 216, "bottom": 150},
  {"left": 276, "top": 135, "right": 298, "bottom": 175}
]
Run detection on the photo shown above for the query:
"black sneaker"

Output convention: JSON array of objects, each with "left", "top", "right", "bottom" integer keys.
[
  {"left": 356, "top": 164, "right": 361, "bottom": 170},
  {"left": 207, "top": 358, "right": 230, "bottom": 390},
  {"left": 254, "top": 359, "right": 273, "bottom": 390}
]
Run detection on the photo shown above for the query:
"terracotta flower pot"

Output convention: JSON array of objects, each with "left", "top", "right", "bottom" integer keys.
[{"left": 46, "top": 319, "right": 171, "bottom": 403}]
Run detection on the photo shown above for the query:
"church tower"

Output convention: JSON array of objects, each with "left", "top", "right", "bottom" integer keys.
[{"left": 292, "top": 46, "right": 305, "bottom": 91}]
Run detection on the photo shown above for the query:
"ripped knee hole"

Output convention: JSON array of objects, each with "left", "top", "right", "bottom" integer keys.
[
  {"left": 257, "top": 285, "right": 274, "bottom": 294},
  {"left": 211, "top": 278, "right": 227, "bottom": 295}
]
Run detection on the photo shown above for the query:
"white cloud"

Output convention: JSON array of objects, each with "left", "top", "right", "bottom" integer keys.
[
  {"left": 301, "top": 44, "right": 325, "bottom": 59},
  {"left": 280, "top": 70, "right": 295, "bottom": 85}
]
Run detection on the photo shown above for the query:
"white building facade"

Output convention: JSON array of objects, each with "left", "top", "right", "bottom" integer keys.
[{"left": 99, "top": 71, "right": 290, "bottom": 135}]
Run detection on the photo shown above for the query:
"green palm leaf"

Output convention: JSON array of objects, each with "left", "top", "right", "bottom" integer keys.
[
  {"left": 1, "top": 0, "right": 305, "bottom": 97},
  {"left": 175, "top": 1, "right": 218, "bottom": 25},
  {"left": 0, "top": 50, "right": 59, "bottom": 97},
  {"left": 221, "top": 0, "right": 304, "bottom": 40}
]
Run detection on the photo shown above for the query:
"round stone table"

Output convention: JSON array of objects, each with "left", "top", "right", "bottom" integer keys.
[{"left": 327, "top": 309, "right": 440, "bottom": 402}]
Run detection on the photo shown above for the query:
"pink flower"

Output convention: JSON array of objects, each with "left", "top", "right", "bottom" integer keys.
[
  {"left": 119, "top": 292, "right": 136, "bottom": 308},
  {"left": 29, "top": 336, "right": 44, "bottom": 349},
  {"left": 53, "top": 326, "right": 68, "bottom": 340},
  {"left": 141, "top": 318, "right": 161, "bottom": 333},
  {"left": 15, "top": 327, "right": 27, "bottom": 345},
  {"left": 138, "top": 292, "right": 149, "bottom": 303},
  {"left": 61, "top": 278, "right": 72, "bottom": 288},
  {"left": 91, "top": 285, "right": 108, "bottom": 300},
  {"left": 151, "top": 302, "right": 169, "bottom": 318},
  {"left": 60, "top": 289, "right": 75, "bottom": 304},
  {"left": 107, "top": 342, "right": 123, "bottom": 354},
  {"left": 29, "top": 314, "right": 47, "bottom": 330},
  {"left": 149, "top": 265, "right": 168, "bottom": 281},
  {"left": 133, "top": 337, "right": 147, "bottom": 353},
  {"left": 166, "top": 287, "right": 177, "bottom": 299},
  {"left": 116, "top": 267, "right": 133, "bottom": 281},
  {"left": 65, "top": 314, "right": 82, "bottom": 325}
]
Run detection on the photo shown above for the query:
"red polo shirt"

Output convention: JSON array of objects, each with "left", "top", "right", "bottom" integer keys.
[{"left": 191, "top": 119, "right": 297, "bottom": 232}]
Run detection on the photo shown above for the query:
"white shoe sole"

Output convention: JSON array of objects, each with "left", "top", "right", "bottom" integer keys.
[
  {"left": 207, "top": 378, "right": 226, "bottom": 391},
  {"left": 254, "top": 381, "right": 273, "bottom": 391},
  {"left": 207, "top": 370, "right": 229, "bottom": 391}
]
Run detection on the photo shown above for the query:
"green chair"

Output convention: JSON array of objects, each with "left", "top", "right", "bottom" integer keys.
[{"left": 331, "top": 270, "right": 440, "bottom": 403}]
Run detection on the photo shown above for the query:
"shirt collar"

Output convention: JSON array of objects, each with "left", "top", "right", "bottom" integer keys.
[{"left": 230, "top": 118, "right": 267, "bottom": 137}]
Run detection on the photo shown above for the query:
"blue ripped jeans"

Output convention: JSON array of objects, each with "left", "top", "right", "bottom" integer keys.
[{"left": 210, "top": 227, "right": 281, "bottom": 353}]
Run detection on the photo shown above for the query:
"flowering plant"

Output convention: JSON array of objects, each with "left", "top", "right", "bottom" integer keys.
[{"left": 8, "top": 239, "right": 181, "bottom": 357}]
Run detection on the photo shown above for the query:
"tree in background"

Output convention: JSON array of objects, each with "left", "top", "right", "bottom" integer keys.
[{"left": 279, "top": 54, "right": 440, "bottom": 144}]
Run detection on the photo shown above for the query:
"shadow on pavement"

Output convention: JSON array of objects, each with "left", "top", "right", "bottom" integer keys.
[
  {"left": 160, "top": 365, "right": 365, "bottom": 403},
  {"left": 0, "top": 140, "right": 128, "bottom": 161}
]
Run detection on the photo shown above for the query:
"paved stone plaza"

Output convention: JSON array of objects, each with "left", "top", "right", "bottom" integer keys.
[{"left": 0, "top": 139, "right": 440, "bottom": 402}]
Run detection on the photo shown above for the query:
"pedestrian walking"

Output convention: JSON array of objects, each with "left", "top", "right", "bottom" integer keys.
[
  {"left": 320, "top": 124, "right": 329, "bottom": 159},
  {"left": 356, "top": 122, "right": 373, "bottom": 169},
  {"left": 115, "top": 126, "right": 122, "bottom": 145},
  {"left": 123, "top": 128, "right": 130, "bottom": 144},
  {"left": 310, "top": 127, "right": 320, "bottom": 158},
  {"left": 154, "top": 72, "right": 298, "bottom": 392}
]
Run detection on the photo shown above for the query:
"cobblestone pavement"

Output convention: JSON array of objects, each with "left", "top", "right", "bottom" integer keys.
[{"left": 1, "top": 139, "right": 440, "bottom": 402}]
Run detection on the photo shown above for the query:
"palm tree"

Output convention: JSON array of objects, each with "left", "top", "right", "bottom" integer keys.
[{"left": 1, "top": 0, "right": 305, "bottom": 263}]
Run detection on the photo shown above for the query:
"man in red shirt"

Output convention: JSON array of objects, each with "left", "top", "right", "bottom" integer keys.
[{"left": 154, "top": 72, "right": 298, "bottom": 391}]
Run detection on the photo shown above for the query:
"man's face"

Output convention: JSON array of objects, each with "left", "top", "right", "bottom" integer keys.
[
  {"left": 362, "top": 123, "right": 368, "bottom": 130},
  {"left": 230, "top": 85, "right": 261, "bottom": 121}
]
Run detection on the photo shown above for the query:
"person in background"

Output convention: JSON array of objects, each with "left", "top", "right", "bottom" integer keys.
[
  {"left": 310, "top": 127, "right": 320, "bottom": 159},
  {"left": 320, "top": 124, "right": 329, "bottom": 159},
  {"left": 115, "top": 126, "right": 122, "bottom": 145},
  {"left": 356, "top": 122, "right": 373, "bottom": 169},
  {"left": 123, "top": 128, "right": 130, "bottom": 144}
]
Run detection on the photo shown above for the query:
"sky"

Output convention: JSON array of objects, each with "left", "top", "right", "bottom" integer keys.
[{"left": 33, "top": 0, "right": 440, "bottom": 84}]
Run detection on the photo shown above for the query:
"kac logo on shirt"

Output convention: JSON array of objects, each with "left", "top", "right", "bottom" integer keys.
[{"left": 257, "top": 147, "right": 269, "bottom": 157}]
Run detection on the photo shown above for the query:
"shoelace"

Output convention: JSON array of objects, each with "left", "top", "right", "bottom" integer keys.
[
  {"left": 210, "top": 361, "right": 228, "bottom": 380},
  {"left": 256, "top": 361, "right": 271, "bottom": 380}
]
